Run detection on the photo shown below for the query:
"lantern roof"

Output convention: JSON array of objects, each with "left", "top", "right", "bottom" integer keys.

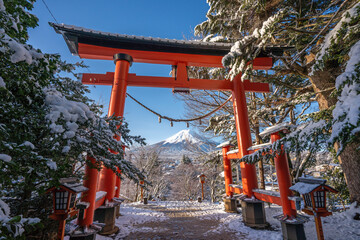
[
  {"left": 57, "top": 177, "right": 88, "bottom": 193},
  {"left": 290, "top": 182, "right": 323, "bottom": 195},
  {"left": 290, "top": 177, "right": 337, "bottom": 195}
]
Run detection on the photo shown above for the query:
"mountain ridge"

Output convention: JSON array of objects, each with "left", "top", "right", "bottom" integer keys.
[{"left": 134, "top": 129, "right": 218, "bottom": 159}]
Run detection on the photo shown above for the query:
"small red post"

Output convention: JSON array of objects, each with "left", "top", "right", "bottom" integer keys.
[
  {"left": 314, "top": 214, "right": 325, "bottom": 240},
  {"left": 232, "top": 75, "right": 258, "bottom": 197},
  {"left": 78, "top": 157, "right": 99, "bottom": 227},
  {"left": 221, "top": 145, "right": 233, "bottom": 197},
  {"left": 98, "top": 53, "right": 132, "bottom": 202},
  {"left": 57, "top": 217, "right": 66, "bottom": 240},
  {"left": 140, "top": 179, "right": 144, "bottom": 200},
  {"left": 201, "top": 182, "right": 204, "bottom": 200},
  {"left": 271, "top": 132, "right": 296, "bottom": 218}
]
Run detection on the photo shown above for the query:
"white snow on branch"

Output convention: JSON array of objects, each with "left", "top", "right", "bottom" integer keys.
[
  {"left": 0, "top": 153, "right": 11, "bottom": 162},
  {"left": 20, "top": 141, "right": 35, "bottom": 149},
  {"left": 0, "top": 28, "right": 44, "bottom": 64},
  {"left": 335, "top": 40, "right": 360, "bottom": 88},
  {"left": 0, "top": 0, "right": 5, "bottom": 12},
  {"left": 45, "top": 88, "right": 94, "bottom": 135},
  {"left": 330, "top": 40, "right": 360, "bottom": 151},
  {"left": 0, "top": 76, "right": 5, "bottom": 88},
  {"left": 0, "top": 199, "right": 40, "bottom": 237},
  {"left": 222, "top": 8, "right": 287, "bottom": 80},
  {"left": 209, "top": 36, "right": 225, "bottom": 42},
  {"left": 312, "top": 3, "right": 360, "bottom": 75},
  {"left": 46, "top": 160, "right": 57, "bottom": 170}
]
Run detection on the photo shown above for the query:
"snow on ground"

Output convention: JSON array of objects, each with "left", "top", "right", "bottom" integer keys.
[
  {"left": 75, "top": 200, "right": 359, "bottom": 239},
  {"left": 97, "top": 203, "right": 168, "bottom": 239},
  {"left": 304, "top": 202, "right": 360, "bottom": 240}
]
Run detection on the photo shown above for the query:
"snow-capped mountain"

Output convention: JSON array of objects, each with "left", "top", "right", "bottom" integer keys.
[{"left": 142, "top": 129, "right": 218, "bottom": 158}]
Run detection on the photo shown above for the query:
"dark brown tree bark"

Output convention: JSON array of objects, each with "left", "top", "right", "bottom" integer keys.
[{"left": 335, "top": 141, "right": 360, "bottom": 203}]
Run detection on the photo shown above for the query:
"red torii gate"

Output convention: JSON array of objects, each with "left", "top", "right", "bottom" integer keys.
[{"left": 51, "top": 23, "right": 285, "bottom": 236}]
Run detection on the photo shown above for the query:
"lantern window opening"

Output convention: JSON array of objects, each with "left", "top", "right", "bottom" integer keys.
[
  {"left": 55, "top": 191, "right": 69, "bottom": 210},
  {"left": 304, "top": 193, "right": 312, "bottom": 207},
  {"left": 69, "top": 193, "right": 77, "bottom": 209},
  {"left": 313, "top": 191, "right": 325, "bottom": 208}
]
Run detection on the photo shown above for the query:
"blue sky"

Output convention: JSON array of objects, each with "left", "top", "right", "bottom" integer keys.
[{"left": 28, "top": 0, "right": 211, "bottom": 144}]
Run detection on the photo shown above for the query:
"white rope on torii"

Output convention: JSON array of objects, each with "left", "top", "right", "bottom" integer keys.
[{"left": 126, "top": 93, "right": 232, "bottom": 127}]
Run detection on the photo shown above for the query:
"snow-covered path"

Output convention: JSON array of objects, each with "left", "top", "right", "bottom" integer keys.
[{"left": 99, "top": 201, "right": 282, "bottom": 240}]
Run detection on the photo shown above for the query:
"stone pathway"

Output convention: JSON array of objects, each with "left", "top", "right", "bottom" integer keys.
[{"left": 121, "top": 201, "right": 244, "bottom": 240}]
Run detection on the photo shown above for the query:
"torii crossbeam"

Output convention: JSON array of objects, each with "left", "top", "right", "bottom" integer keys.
[{"left": 51, "top": 23, "right": 284, "bottom": 232}]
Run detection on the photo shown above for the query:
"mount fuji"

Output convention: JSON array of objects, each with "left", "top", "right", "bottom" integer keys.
[{"left": 143, "top": 129, "right": 218, "bottom": 158}]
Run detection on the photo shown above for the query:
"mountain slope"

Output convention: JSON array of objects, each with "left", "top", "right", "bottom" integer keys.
[{"left": 143, "top": 129, "right": 218, "bottom": 158}]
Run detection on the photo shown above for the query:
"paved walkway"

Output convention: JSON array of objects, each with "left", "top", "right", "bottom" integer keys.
[{"left": 122, "top": 201, "right": 243, "bottom": 240}]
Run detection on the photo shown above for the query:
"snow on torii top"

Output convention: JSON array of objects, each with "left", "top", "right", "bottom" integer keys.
[{"left": 50, "top": 23, "right": 287, "bottom": 68}]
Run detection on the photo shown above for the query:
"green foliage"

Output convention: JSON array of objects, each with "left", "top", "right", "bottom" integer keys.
[
  {"left": 323, "top": 161, "right": 350, "bottom": 210},
  {"left": 181, "top": 154, "right": 192, "bottom": 165},
  {"left": 0, "top": 0, "right": 145, "bottom": 238}
]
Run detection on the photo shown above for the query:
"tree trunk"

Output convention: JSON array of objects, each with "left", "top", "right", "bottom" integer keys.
[
  {"left": 309, "top": 70, "right": 338, "bottom": 109},
  {"left": 254, "top": 125, "right": 265, "bottom": 189},
  {"left": 310, "top": 69, "right": 360, "bottom": 203},
  {"left": 336, "top": 141, "right": 360, "bottom": 203}
]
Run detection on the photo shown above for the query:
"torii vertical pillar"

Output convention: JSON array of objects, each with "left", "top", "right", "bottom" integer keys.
[
  {"left": 95, "top": 53, "right": 132, "bottom": 235},
  {"left": 221, "top": 144, "right": 238, "bottom": 213},
  {"left": 232, "top": 75, "right": 267, "bottom": 227},
  {"left": 271, "top": 131, "right": 305, "bottom": 240}
]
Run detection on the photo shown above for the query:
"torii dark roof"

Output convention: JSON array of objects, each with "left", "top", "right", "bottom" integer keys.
[{"left": 50, "top": 23, "right": 287, "bottom": 59}]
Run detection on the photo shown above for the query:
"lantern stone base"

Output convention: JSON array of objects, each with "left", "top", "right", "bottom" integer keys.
[
  {"left": 94, "top": 205, "right": 119, "bottom": 235},
  {"left": 275, "top": 215, "right": 308, "bottom": 240},
  {"left": 224, "top": 197, "right": 238, "bottom": 213},
  {"left": 115, "top": 204, "right": 121, "bottom": 218},
  {"left": 240, "top": 198, "right": 268, "bottom": 228},
  {"left": 69, "top": 228, "right": 97, "bottom": 240},
  {"left": 280, "top": 222, "right": 306, "bottom": 240}
]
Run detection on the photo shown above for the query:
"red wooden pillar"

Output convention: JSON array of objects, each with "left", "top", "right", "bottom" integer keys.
[
  {"left": 78, "top": 157, "right": 99, "bottom": 227},
  {"left": 232, "top": 75, "right": 258, "bottom": 197},
  {"left": 271, "top": 132, "right": 296, "bottom": 218},
  {"left": 114, "top": 145, "right": 125, "bottom": 198},
  {"left": 114, "top": 168, "right": 121, "bottom": 198},
  {"left": 221, "top": 145, "right": 233, "bottom": 197},
  {"left": 98, "top": 53, "right": 132, "bottom": 202}
]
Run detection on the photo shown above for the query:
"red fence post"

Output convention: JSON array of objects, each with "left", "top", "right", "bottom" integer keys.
[{"left": 221, "top": 145, "right": 233, "bottom": 197}]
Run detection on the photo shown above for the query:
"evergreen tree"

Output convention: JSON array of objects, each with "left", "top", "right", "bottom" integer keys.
[
  {"left": 190, "top": 0, "right": 360, "bottom": 204},
  {"left": 0, "top": 0, "right": 145, "bottom": 238},
  {"left": 181, "top": 154, "right": 192, "bottom": 165}
]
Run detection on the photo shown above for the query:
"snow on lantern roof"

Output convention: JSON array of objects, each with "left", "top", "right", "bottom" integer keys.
[
  {"left": 289, "top": 177, "right": 327, "bottom": 195},
  {"left": 259, "top": 122, "right": 294, "bottom": 137},
  {"left": 59, "top": 177, "right": 88, "bottom": 193},
  {"left": 50, "top": 23, "right": 290, "bottom": 58}
]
